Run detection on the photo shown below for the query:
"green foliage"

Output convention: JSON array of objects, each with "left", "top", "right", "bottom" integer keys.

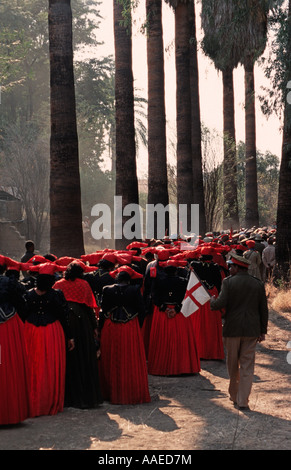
[
  {"left": 236, "top": 141, "right": 279, "bottom": 225},
  {"left": 116, "top": 0, "right": 139, "bottom": 33},
  {"left": 74, "top": 55, "right": 116, "bottom": 217},
  {"left": 75, "top": 56, "right": 115, "bottom": 158},
  {"left": 72, "top": 0, "right": 102, "bottom": 51},
  {"left": 259, "top": 1, "right": 291, "bottom": 117},
  {"left": 201, "top": 0, "right": 270, "bottom": 71},
  {"left": 0, "top": 0, "right": 118, "bottom": 249},
  {"left": 200, "top": 127, "right": 279, "bottom": 230},
  {"left": 201, "top": 125, "right": 224, "bottom": 230}
]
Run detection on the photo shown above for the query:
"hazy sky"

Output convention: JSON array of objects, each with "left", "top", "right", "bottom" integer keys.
[{"left": 93, "top": 0, "right": 283, "bottom": 176}]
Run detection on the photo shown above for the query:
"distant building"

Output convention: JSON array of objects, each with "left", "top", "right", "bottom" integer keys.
[
  {"left": 0, "top": 190, "right": 23, "bottom": 222},
  {"left": 0, "top": 190, "right": 25, "bottom": 258}
]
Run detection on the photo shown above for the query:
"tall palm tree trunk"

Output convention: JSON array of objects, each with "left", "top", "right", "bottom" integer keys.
[
  {"left": 175, "top": 1, "right": 193, "bottom": 234},
  {"left": 49, "top": 0, "right": 84, "bottom": 257},
  {"left": 146, "top": 0, "right": 169, "bottom": 238},
  {"left": 244, "top": 57, "right": 259, "bottom": 228},
  {"left": 276, "top": 0, "right": 291, "bottom": 281},
  {"left": 222, "top": 67, "right": 239, "bottom": 230},
  {"left": 189, "top": 0, "right": 206, "bottom": 236},
  {"left": 114, "top": 0, "right": 139, "bottom": 248}
]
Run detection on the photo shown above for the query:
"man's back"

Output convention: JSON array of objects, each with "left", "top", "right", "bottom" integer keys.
[{"left": 211, "top": 271, "right": 268, "bottom": 337}]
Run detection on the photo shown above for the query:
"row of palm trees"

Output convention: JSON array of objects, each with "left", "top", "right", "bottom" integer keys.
[
  {"left": 48, "top": 0, "right": 291, "bottom": 279},
  {"left": 202, "top": 0, "right": 270, "bottom": 229},
  {"left": 112, "top": 0, "right": 270, "bottom": 240}
]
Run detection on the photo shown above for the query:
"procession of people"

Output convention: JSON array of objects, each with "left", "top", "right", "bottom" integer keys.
[{"left": 0, "top": 225, "right": 275, "bottom": 424}]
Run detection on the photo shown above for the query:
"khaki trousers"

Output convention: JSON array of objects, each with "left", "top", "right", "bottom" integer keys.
[{"left": 223, "top": 336, "right": 257, "bottom": 407}]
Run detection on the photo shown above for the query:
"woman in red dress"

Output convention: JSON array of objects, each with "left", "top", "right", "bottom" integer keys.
[
  {"left": 147, "top": 260, "right": 201, "bottom": 376},
  {"left": 99, "top": 266, "right": 150, "bottom": 405},
  {"left": 21, "top": 262, "right": 74, "bottom": 417},
  {"left": 189, "top": 247, "right": 225, "bottom": 360},
  {"left": 0, "top": 256, "right": 31, "bottom": 425}
]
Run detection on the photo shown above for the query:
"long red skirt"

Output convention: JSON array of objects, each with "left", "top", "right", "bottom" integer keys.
[
  {"left": 141, "top": 313, "right": 153, "bottom": 359},
  {"left": 24, "top": 320, "right": 66, "bottom": 417},
  {"left": 191, "top": 287, "right": 224, "bottom": 360},
  {"left": 0, "top": 314, "right": 31, "bottom": 425},
  {"left": 99, "top": 317, "right": 151, "bottom": 405},
  {"left": 147, "top": 306, "right": 201, "bottom": 376}
]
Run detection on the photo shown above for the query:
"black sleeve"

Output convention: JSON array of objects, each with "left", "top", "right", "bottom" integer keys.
[{"left": 52, "top": 289, "right": 73, "bottom": 339}]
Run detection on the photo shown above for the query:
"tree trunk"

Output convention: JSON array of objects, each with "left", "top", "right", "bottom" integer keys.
[
  {"left": 244, "top": 57, "right": 259, "bottom": 228},
  {"left": 49, "top": 0, "right": 84, "bottom": 258},
  {"left": 222, "top": 67, "right": 239, "bottom": 230},
  {"left": 114, "top": 0, "right": 139, "bottom": 248},
  {"left": 189, "top": 0, "right": 206, "bottom": 237},
  {"left": 175, "top": 1, "right": 193, "bottom": 234},
  {"left": 146, "top": 0, "right": 169, "bottom": 239},
  {"left": 276, "top": 0, "right": 291, "bottom": 281}
]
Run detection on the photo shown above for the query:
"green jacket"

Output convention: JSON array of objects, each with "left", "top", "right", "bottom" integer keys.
[{"left": 210, "top": 271, "right": 268, "bottom": 337}]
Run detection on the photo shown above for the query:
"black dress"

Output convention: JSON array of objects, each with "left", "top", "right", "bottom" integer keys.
[{"left": 53, "top": 277, "right": 103, "bottom": 409}]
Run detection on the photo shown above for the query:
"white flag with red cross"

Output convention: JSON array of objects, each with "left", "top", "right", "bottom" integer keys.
[{"left": 181, "top": 270, "right": 211, "bottom": 317}]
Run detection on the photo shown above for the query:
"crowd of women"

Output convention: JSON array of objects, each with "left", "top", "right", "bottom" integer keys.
[{"left": 0, "top": 225, "right": 276, "bottom": 426}]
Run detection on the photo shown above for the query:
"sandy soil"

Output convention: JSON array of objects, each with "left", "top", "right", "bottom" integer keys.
[{"left": 1, "top": 306, "right": 290, "bottom": 452}]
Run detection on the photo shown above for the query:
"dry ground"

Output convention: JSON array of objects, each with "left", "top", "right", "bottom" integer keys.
[{"left": 1, "top": 287, "right": 290, "bottom": 452}]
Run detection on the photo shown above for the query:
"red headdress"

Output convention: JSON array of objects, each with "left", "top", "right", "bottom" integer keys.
[
  {"left": 155, "top": 248, "right": 170, "bottom": 261},
  {"left": 159, "top": 259, "right": 187, "bottom": 268},
  {"left": 80, "top": 253, "right": 103, "bottom": 265},
  {"left": 126, "top": 242, "right": 148, "bottom": 250},
  {"left": 0, "top": 255, "right": 8, "bottom": 266},
  {"left": 55, "top": 256, "right": 77, "bottom": 266},
  {"left": 110, "top": 265, "right": 143, "bottom": 279},
  {"left": 31, "top": 255, "right": 47, "bottom": 264},
  {"left": 246, "top": 240, "right": 255, "bottom": 249},
  {"left": 29, "top": 262, "right": 67, "bottom": 275}
]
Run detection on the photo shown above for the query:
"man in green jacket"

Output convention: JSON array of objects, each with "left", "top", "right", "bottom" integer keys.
[{"left": 210, "top": 253, "right": 268, "bottom": 411}]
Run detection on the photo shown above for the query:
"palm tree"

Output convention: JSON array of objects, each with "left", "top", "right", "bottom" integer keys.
[
  {"left": 113, "top": 0, "right": 140, "bottom": 248},
  {"left": 244, "top": 56, "right": 260, "bottom": 228},
  {"left": 165, "top": 0, "right": 194, "bottom": 235},
  {"left": 276, "top": 0, "right": 291, "bottom": 281},
  {"left": 239, "top": 1, "right": 269, "bottom": 228},
  {"left": 188, "top": 0, "right": 206, "bottom": 236},
  {"left": 48, "top": 0, "right": 84, "bottom": 257},
  {"left": 201, "top": 0, "right": 240, "bottom": 230},
  {"left": 146, "top": 0, "right": 170, "bottom": 239}
]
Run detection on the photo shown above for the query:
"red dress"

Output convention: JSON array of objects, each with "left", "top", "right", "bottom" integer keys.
[
  {"left": 148, "top": 306, "right": 201, "bottom": 376},
  {"left": 0, "top": 314, "right": 31, "bottom": 424},
  {"left": 22, "top": 287, "right": 71, "bottom": 417},
  {"left": 0, "top": 274, "right": 30, "bottom": 425},
  {"left": 99, "top": 282, "right": 150, "bottom": 404},
  {"left": 190, "top": 286, "right": 224, "bottom": 360},
  {"left": 141, "top": 312, "right": 153, "bottom": 359},
  {"left": 147, "top": 269, "right": 200, "bottom": 376},
  {"left": 189, "top": 260, "right": 224, "bottom": 360}
]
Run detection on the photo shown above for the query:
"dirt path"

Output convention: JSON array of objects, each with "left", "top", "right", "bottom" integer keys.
[{"left": 1, "top": 307, "right": 290, "bottom": 451}]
